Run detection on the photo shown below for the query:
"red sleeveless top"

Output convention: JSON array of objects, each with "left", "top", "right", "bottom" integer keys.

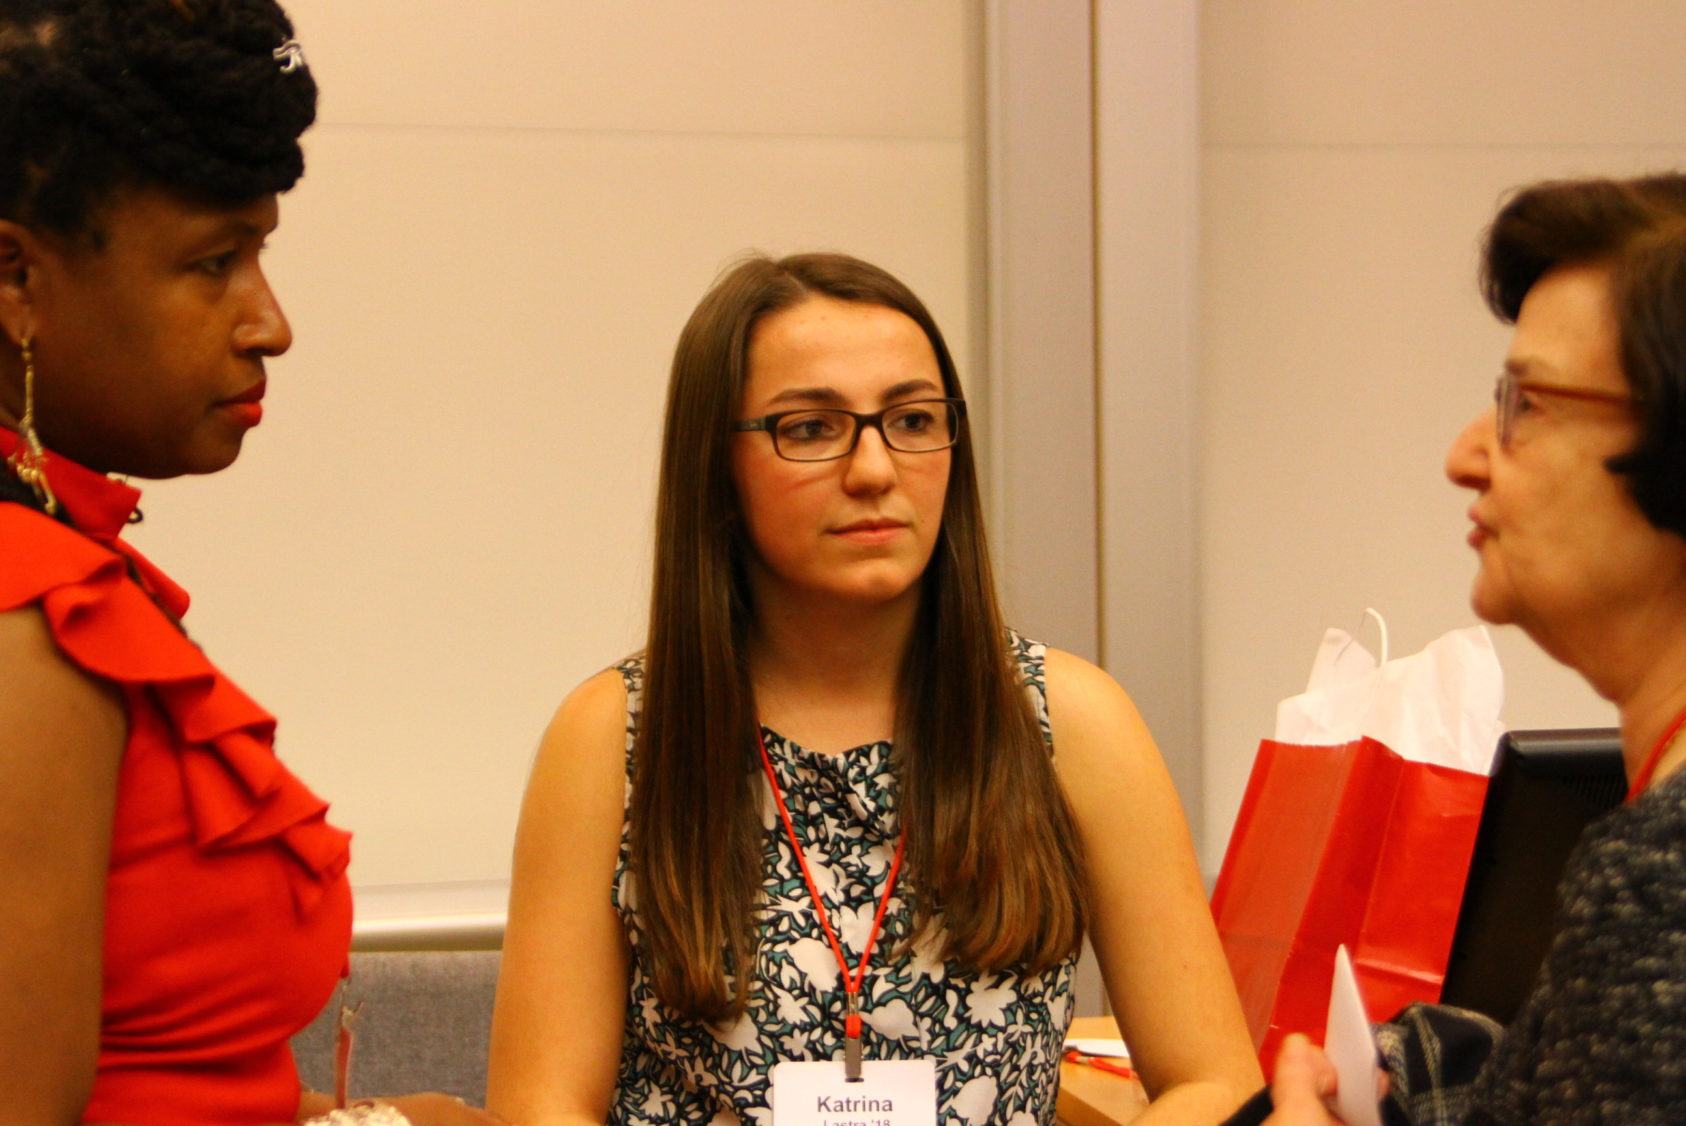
[{"left": 0, "top": 433, "right": 353, "bottom": 1126}]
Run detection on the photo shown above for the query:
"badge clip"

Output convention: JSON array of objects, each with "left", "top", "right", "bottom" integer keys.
[{"left": 844, "top": 991, "right": 864, "bottom": 1082}]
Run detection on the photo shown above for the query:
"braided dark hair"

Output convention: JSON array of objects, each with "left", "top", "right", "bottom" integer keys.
[
  {"left": 0, "top": 0, "right": 316, "bottom": 239},
  {"left": 0, "top": 466, "right": 50, "bottom": 510}
]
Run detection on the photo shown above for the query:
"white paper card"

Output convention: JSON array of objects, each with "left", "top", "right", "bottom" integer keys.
[
  {"left": 1325, "top": 945, "right": 1382, "bottom": 1126},
  {"left": 771, "top": 1059, "right": 937, "bottom": 1126},
  {"left": 1064, "top": 1036, "right": 1129, "bottom": 1059}
]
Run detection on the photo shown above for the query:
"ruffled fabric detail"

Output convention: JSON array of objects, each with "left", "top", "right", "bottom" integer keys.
[
  {"left": 0, "top": 428, "right": 188, "bottom": 610},
  {"left": 0, "top": 435, "right": 350, "bottom": 917}
]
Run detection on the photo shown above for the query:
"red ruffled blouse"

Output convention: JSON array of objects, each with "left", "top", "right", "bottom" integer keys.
[{"left": 0, "top": 432, "right": 352, "bottom": 1126}]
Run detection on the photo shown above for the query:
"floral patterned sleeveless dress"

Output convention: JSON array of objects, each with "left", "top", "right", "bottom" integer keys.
[{"left": 608, "top": 632, "right": 1078, "bottom": 1124}]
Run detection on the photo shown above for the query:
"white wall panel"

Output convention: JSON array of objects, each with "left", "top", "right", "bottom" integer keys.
[
  {"left": 303, "top": 2, "right": 966, "bottom": 139},
  {"left": 1204, "top": 1, "right": 1686, "bottom": 147}
]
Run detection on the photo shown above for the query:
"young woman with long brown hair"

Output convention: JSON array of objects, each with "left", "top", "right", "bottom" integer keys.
[{"left": 487, "top": 253, "right": 1260, "bottom": 1123}]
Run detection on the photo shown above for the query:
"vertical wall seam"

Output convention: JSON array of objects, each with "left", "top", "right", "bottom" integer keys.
[
  {"left": 982, "top": 0, "right": 1011, "bottom": 555},
  {"left": 1088, "top": 0, "right": 1107, "bottom": 670}
]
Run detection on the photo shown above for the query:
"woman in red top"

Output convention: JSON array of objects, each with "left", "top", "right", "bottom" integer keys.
[{"left": 0, "top": 4, "right": 500, "bottom": 1124}]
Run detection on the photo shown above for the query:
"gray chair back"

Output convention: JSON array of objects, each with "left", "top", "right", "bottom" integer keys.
[{"left": 292, "top": 949, "right": 502, "bottom": 1105}]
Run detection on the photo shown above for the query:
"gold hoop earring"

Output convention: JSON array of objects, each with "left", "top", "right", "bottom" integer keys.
[{"left": 8, "top": 335, "right": 58, "bottom": 514}]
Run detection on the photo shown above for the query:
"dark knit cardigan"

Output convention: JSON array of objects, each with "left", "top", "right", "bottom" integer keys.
[{"left": 1457, "top": 763, "right": 1686, "bottom": 1122}]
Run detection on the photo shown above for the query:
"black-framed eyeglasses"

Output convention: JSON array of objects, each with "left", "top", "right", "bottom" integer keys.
[
  {"left": 1492, "top": 371, "right": 1633, "bottom": 448},
  {"left": 733, "top": 397, "right": 966, "bottom": 462}
]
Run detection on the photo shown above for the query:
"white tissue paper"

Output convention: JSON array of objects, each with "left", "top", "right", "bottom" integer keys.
[{"left": 1273, "top": 624, "right": 1506, "bottom": 776}]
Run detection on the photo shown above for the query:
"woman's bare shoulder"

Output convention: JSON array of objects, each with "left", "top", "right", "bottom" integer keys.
[
  {"left": 551, "top": 665, "right": 631, "bottom": 731},
  {"left": 521, "top": 666, "right": 631, "bottom": 826},
  {"left": 1040, "top": 646, "right": 1155, "bottom": 767},
  {"left": 1041, "top": 645, "right": 1124, "bottom": 698},
  {"left": 0, "top": 604, "right": 124, "bottom": 754}
]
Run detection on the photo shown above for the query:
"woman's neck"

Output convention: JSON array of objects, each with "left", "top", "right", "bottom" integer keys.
[
  {"left": 745, "top": 586, "right": 920, "bottom": 753},
  {"left": 1561, "top": 601, "right": 1686, "bottom": 787},
  {"left": 1616, "top": 663, "right": 1686, "bottom": 790}
]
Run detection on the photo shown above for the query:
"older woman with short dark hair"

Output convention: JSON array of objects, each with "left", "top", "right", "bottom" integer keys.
[{"left": 1257, "top": 173, "right": 1686, "bottom": 1123}]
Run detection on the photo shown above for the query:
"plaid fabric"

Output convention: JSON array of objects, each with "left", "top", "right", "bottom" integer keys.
[
  {"left": 1375, "top": 1004, "right": 1503, "bottom": 1126},
  {"left": 1218, "top": 1005, "right": 1501, "bottom": 1126}
]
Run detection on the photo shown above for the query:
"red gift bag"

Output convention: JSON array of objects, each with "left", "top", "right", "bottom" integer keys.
[{"left": 1210, "top": 735, "right": 1489, "bottom": 1072}]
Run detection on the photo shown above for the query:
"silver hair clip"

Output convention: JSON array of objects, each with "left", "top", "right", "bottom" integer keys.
[{"left": 273, "top": 38, "right": 306, "bottom": 74}]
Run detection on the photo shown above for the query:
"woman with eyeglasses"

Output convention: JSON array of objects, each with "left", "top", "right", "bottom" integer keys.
[
  {"left": 0, "top": 3, "right": 502, "bottom": 1124},
  {"left": 1248, "top": 175, "right": 1686, "bottom": 1123},
  {"left": 487, "top": 253, "right": 1261, "bottom": 1123}
]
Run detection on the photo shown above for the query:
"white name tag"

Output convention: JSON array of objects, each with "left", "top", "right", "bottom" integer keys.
[{"left": 770, "top": 1059, "right": 938, "bottom": 1126}]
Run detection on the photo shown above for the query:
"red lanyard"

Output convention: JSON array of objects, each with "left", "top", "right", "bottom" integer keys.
[
  {"left": 755, "top": 725, "right": 906, "bottom": 1079},
  {"left": 1627, "top": 703, "right": 1686, "bottom": 801}
]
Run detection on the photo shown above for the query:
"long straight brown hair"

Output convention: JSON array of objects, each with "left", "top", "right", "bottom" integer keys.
[{"left": 632, "top": 253, "right": 1087, "bottom": 1021}]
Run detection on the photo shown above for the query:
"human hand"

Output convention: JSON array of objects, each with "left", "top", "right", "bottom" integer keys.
[{"left": 1261, "top": 1033, "right": 1385, "bottom": 1124}]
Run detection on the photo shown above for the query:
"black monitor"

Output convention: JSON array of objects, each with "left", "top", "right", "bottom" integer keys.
[{"left": 1439, "top": 728, "right": 1627, "bottom": 1024}]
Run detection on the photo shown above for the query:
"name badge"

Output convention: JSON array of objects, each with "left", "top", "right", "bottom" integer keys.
[{"left": 770, "top": 1059, "right": 938, "bottom": 1126}]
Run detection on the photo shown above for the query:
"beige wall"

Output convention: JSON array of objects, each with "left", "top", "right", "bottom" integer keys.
[
  {"left": 125, "top": 2, "right": 980, "bottom": 899},
  {"left": 1196, "top": 0, "right": 1686, "bottom": 865}
]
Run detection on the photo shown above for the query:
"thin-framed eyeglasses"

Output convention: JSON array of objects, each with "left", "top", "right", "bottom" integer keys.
[
  {"left": 1492, "top": 371, "right": 1633, "bottom": 448},
  {"left": 734, "top": 397, "right": 967, "bottom": 462}
]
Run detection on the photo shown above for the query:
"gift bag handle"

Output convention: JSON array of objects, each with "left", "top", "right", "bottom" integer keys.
[{"left": 1336, "top": 607, "right": 1390, "bottom": 667}]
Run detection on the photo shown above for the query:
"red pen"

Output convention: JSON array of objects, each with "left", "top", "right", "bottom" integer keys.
[{"left": 1063, "top": 1048, "right": 1139, "bottom": 1081}]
